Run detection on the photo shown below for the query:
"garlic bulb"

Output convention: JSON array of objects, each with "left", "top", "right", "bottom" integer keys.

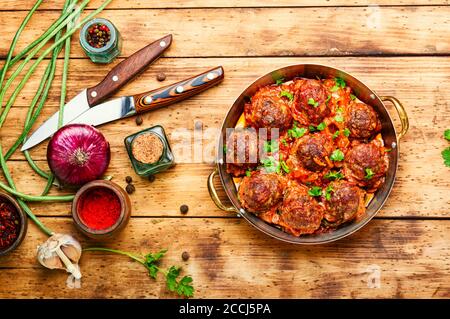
[{"left": 37, "top": 234, "right": 82, "bottom": 288}]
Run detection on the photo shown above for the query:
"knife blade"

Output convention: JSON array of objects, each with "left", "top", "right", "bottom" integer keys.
[
  {"left": 66, "top": 66, "right": 224, "bottom": 128},
  {"left": 21, "top": 34, "right": 173, "bottom": 151}
]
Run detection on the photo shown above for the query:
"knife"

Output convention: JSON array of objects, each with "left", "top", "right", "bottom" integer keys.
[
  {"left": 21, "top": 34, "right": 173, "bottom": 151},
  {"left": 61, "top": 66, "right": 224, "bottom": 127}
]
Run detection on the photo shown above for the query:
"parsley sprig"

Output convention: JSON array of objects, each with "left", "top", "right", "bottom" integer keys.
[
  {"left": 280, "top": 90, "right": 294, "bottom": 101},
  {"left": 84, "top": 248, "right": 194, "bottom": 298},
  {"left": 331, "top": 77, "right": 346, "bottom": 92},
  {"left": 288, "top": 122, "right": 307, "bottom": 138}
]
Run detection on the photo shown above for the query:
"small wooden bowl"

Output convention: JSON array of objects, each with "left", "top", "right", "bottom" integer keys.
[
  {"left": 0, "top": 192, "right": 28, "bottom": 257},
  {"left": 72, "top": 180, "right": 131, "bottom": 240}
]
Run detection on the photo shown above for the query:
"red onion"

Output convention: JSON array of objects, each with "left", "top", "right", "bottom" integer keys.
[{"left": 47, "top": 124, "right": 110, "bottom": 187}]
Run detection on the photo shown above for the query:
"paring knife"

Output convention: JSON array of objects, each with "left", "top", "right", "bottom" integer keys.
[{"left": 21, "top": 34, "right": 173, "bottom": 151}]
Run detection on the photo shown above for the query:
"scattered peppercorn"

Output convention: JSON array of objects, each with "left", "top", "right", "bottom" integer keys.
[
  {"left": 156, "top": 72, "right": 166, "bottom": 81},
  {"left": 86, "top": 23, "right": 111, "bottom": 49},
  {"left": 126, "top": 184, "right": 135, "bottom": 194},
  {"left": 125, "top": 176, "right": 132, "bottom": 184},
  {"left": 148, "top": 174, "right": 156, "bottom": 183},
  {"left": 180, "top": 204, "right": 189, "bottom": 214},
  {"left": 135, "top": 115, "right": 143, "bottom": 126},
  {"left": 182, "top": 251, "right": 190, "bottom": 261}
]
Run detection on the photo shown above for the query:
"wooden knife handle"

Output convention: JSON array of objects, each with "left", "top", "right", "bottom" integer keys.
[
  {"left": 86, "top": 34, "right": 173, "bottom": 106},
  {"left": 133, "top": 66, "right": 224, "bottom": 113}
]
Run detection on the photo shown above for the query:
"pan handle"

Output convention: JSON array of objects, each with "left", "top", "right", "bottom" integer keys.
[
  {"left": 207, "top": 168, "right": 238, "bottom": 212},
  {"left": 380, "top": 96, "right": 409, "bottom": 139}
]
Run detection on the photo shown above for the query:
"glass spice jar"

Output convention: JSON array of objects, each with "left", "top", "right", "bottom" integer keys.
[
  {"left": 79, "top": 18, "right": 122, "bottom": 64},
  {"left": 124, "top": 125, "right": 175, "bottom": 177}
]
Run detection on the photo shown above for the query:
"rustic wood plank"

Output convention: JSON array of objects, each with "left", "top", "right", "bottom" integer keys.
[
  {"left": 6, "top": 0, "right": 450, "bottom": 10},
  {"left": 0, "top": 57, "right": 448, "bottom": 217},
  {"left": 1, "top": 7, "right": 449, "bottom": 57},
  {"left": 0, "top": 218, "right": 448, "bottom": 298}
]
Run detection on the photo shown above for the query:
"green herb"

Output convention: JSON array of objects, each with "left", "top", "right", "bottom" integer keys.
[
  {"left": 84, "top": 248, "right": 194, "bottom": 298},
  {"left": 330, "top": 149, "right": 344, "bottom": 161},
  {"left": 245, "top": 169, "right": 252, "bottom": 177},
  {"left": 308, "top": 186, "right": 322, "bottom": 197},
  {"left": 334, "top": 113, "right": 344, "bottom": 123},
  {"left": 444, "top": 129, "right": 450, "bottom": 141},
  {"left": 309, "top": 125, "right": 317, "bottom": 132},
  {"left": 316, "top": 122, "right": 327, "bottom": 131},
  {"left": 280, "top": 160, "right": 290, "bottom": 173},
  {"left": 281, "top": 138, "right": 288, "bottom": 146},
  {"left": 261, "top": 156, "right": 280, "bottom": 173},
  {"left": 324, "top": 171, "right": 344, "bottom": 180},
  {"left": 442, "top": 147, "right": 450, "bottom": 167},
  {"left": 263, "top": 140, "right": 279, "bottom": 153},
  {"left": 308, "top": 98, "right": 319, "bottom": 107},
  {"left": 350, "top": 94, "right": 356, "bottom": 100},
  {"left": 288, "top": 122, "right": 307, "bottom": 138},
  {"left": 275, "top": 78, "right": 284, "bottom": 85},
  {"left": 332, "top": 131, "right": 340, "bottom": 139},
  {"left": 324, "top": 184, "right": 334, "bottom": 201},
  {"left": 280, "top": 90, "right": 294, "bottom": 101},
  {"left": 343, "top": 128, "right": 351, "bottom": 137},
  {"left": 325, "top": 95, "right": 331, "bottom": 103},
  {"left": 223, "top": 145, "right": 227, "bottom": 153},
  {"left": 365, "top": 168, "right": 375, "bottom": 179},
  {"left": 331, "top": 77, "right": 346, "bottom": 92}
]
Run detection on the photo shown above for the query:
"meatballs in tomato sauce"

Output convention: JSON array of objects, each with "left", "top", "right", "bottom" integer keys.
[
  {"left": 289, "top": 132, "right": 334, "bottom": 172},
  {"left": 346, "top": 102, "right": 381, "bottom": 139},
  {"left": 245, "top": 85, "right": 293, "bottom": 131},
  {"left": 291, "top": 79, "right": 331, "bottom": 125},
  {"left": 278, "top": 184, "right": 324, "bottom": 236},
  {"left": 238, "top": 173, "right": 284, "bottom": 213},
  {"left": 225, "top": 129, "right": 260, "bottom": 176},
  {"left": 344, "top": 140, "right": 388, "bottom": 189},
  {"left": 324, "top": 181, "right": 366, "bottom": 225}
]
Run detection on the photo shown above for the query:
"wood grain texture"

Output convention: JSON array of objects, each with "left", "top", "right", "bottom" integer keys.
[
  {"left": 5, "top": 0, "right": 450, "bottom": 10},
  {"left": 0, "top": 57, "right": 448, "bottom": 217},
  {"left": 1, "top": 6, "right": 449, "bottom": 58},
  {"left": 0, "top": 218, "right": 448, "bottom": 298}
]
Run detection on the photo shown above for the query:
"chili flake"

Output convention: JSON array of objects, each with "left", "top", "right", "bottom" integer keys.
[{"left": 0, "top": 201, "right": 21, "bottom": 250}]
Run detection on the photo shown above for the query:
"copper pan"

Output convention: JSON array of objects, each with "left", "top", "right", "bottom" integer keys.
[{"left": 208, "top": 64, "right": 409, "bottom": 244}]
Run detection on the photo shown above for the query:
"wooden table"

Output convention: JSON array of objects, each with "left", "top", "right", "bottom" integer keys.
[{"left": 0, "top": 0, "right": 449, "bottom": 299}]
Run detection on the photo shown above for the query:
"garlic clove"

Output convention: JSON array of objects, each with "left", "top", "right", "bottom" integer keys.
[{"left": 61, "top": 244, "right": 81, "bottom": 263}]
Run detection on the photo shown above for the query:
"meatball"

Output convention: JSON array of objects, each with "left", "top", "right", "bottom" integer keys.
[
  {"left": 343, "top": 140, "right": 388, "bottom": 189},
  {"left": 225, "top": 129, "right": 259, "bottom": 176},
  {"left": 291, "top": 79, "right": 331, "bottom": 125},
  {"left": 278, "top": 184, "right": 324, "bottom": 236},
  {"left": 346, "top": 102, "right": 381, "bottom": 139},
  {"left": 324, "top": 181, "right": 366, "bottom": 225},
  {"left": 244, "top": 85, "right": 292, "bottom": 131},
  {"left": 289, "top": 133, "right": 334, "bottom": 172},
  {"left": 238, "top": 173, "right": 284, "bottom": 213}
]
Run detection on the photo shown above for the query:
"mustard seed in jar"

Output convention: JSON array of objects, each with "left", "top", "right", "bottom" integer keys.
[{"left": 131, "top": 133, "right": 164, "bottom": 164}]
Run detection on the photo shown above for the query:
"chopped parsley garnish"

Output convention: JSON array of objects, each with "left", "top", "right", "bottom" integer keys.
[
  {"left": 281, "top": 138, "right": 288, "bottom": 146},
  {"left": 334, "top": 113, "right": 344, "bottom": 123},
  {"left": 324, "top": 171, "right": 344, "bottom": 180},
  {"left": 309, "top": 125, "right": 317, "bottom": 132},
  {"left": 263, "top": 140, "right": 279, "bottom": 153},
  {"left": 280, "top": 90, "right": 294, "bottom": 101},
  {"left": 442, "top": 147, "right": 450, "bottom": 167},
  {"left": 280, "top": 160, "right": 290, "bottom": 173},
  {"left": 316, "top": 122, "right": 327, "bottom": 131},
  {"left": 261, "top": 156, "right": 281, "bottom": 174},
  {"left": 365, "top": 168, "right": 375, "bottom": 179},
  {"left": 444, "top": 129, "right": 450, "bottom": 141},
  {"left": 324, "top": 184, "right": 334, "bottom": 201},
  {"left": 245, "top": 169, "right": 252, "bottom": 177},
  {"left": 343, "top": 128, "right": 351, "bottom": 137},
  {"left": 288, "top": 122, "right": 307, "bottom": 138},
  {"left": 331, "top": 77, "right": 346, "bottom": 92},
  {"left": 326, "top": 95, "right": 332, "bottom": 103},
  {"left": 308, "top": 186, "right": 322, "bottom": 197},
  {"left": 308, "top": 98, "right": 319, "bottom": 107},
  {"left": 275, "top": 78, "right": 285, "bottom": 86},
  {"left": 350, "top": 94, "right": 356, "bottom": 100},
  {"left": 332, "top": 131, "right": 340, "bottom": 139},
  {"left": 330, "top": 149, "right": 344, "bottom": 161}
]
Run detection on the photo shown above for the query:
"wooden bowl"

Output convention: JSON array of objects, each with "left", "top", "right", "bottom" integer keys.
[
  {"left": 72, "top": 180, "right": 131, "bottom": 240},
  {"left": 0, "top": 192, "right": 28, "bottom": 256}
]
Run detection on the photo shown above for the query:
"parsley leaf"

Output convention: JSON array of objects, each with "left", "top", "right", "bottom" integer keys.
[
  {"left": 308, "top": 186, "right": 322, "bottom": 197},
  {"left": 308, "top": 98, "right": 319, "bottom": 107},
  {"left": 350, "top": 94, "right": 356, "bottom": 100},
  {"left": 281, "top": 138, "right": 288, "bottom": 146},
  {"left": 326, "top": 95, "right": 332, "bottom": 103},
  {"left": 331, "top": 77, "right": 346, "bottom": 92},
  {"left": 365, "top": 167, "right": 375, "bottom": 179},
  {"left": 324, "top": 184, "right": 334, "bottom": 201},
  {"left": 309, "top": 125, "right": 317, "bottom": 132},
  {"left": 316, "top": 122, "right": 327, "bottom": 131},
  {"left": 280, "top": 160, "right": 290, "bottom": 173},
  {"left": 330, "top": 149, "right": 344, "bottom": 161},
  {"left": 245, "top": 169, "right": 252, "bottom": 177},
  {"left": 261, "top": 156, "right": 280, "bottom": 173},
  {"left": 280, "top": 90, "right": 294, "bottom": 101},
  {"left": 442, "top": 147, "right": 450, "bottom": 167},
  {"left": 166, "top": 266, "right": 195, "bottom": 298},
  {"left": 332, "top": 131, "right": 340, "bottom": 139},
  {"left": 444, "top": 129, "right": 450, "bottom": 141},
  {"left": 275, "top": 78, "right": 285, "bottom": 86},
  {"left": 263, "top": 140, "right": 279, "bottom": 153},
  {"left": 324, "top": 171, "right": 344, "bottom": 180},
  {"left": 334, "top": 113, "right": 344, "bottom": 122},
  {"left": 343, "top": 128, "right": 351, "bottom": 137},
  {"left": 288, "top": 122, "right": 307, "bottom": 138}
]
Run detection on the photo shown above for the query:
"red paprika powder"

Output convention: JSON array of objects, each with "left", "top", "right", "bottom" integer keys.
[
  {"left": 0, "top": 201, "right": 21, "bottom": 249},
  {"left": 78, "top": 188, "right": 121, "bottom": 230}
]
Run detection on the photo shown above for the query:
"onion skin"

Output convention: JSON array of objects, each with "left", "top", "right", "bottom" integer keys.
[{"left": 47, "top": 124, "right": 110, "bottom": 187}]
